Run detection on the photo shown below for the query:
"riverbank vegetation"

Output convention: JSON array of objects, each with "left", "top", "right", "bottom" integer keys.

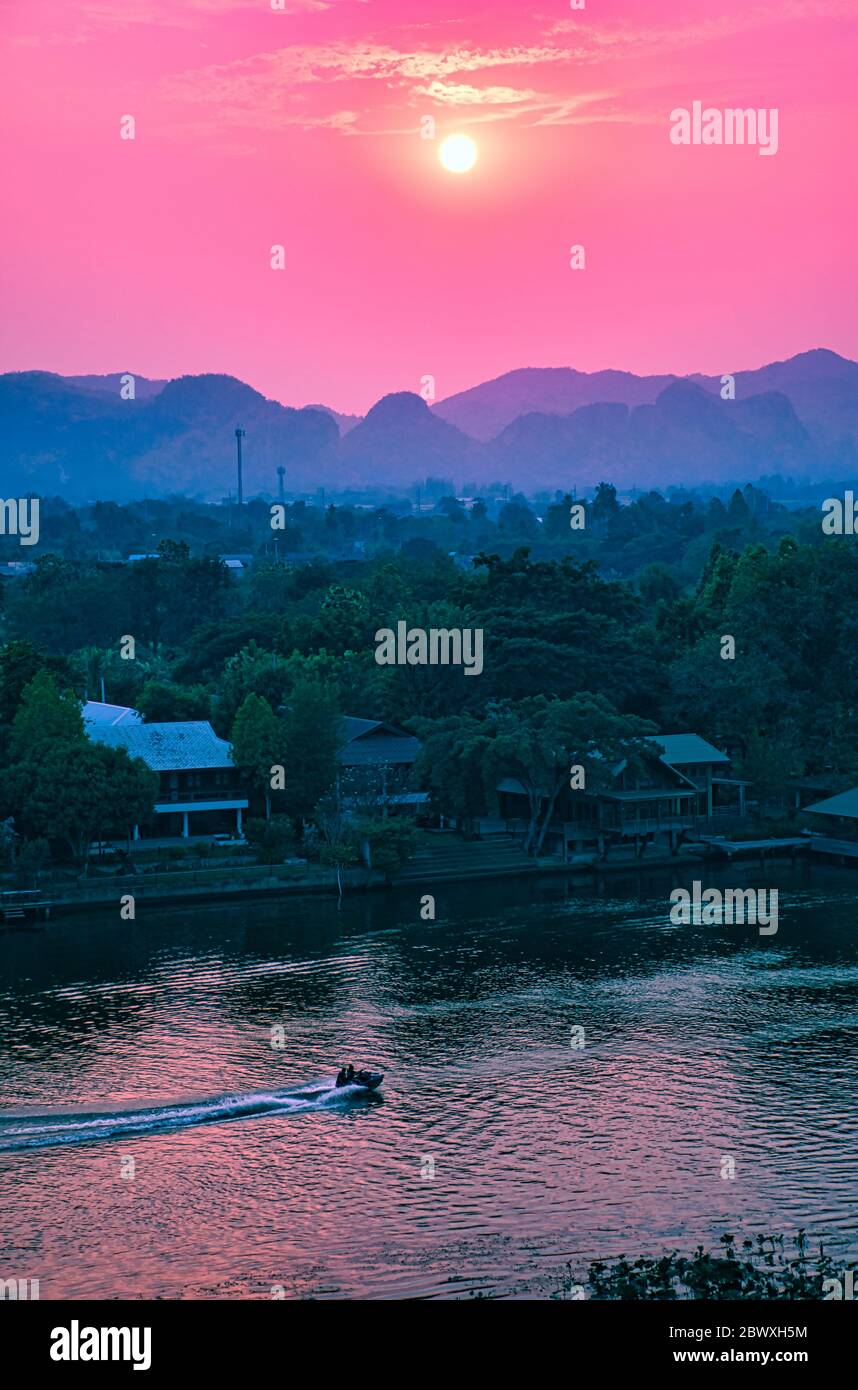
[
  {"left": 2, "top": 482, "right": 858, "bottom": 874},
  {"left": 556, "top": 1233, "right": 851, "bottom": 1300}
]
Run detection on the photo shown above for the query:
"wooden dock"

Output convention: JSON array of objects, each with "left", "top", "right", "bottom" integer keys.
[
  {"left": 697, "top": 836, "right": 808, "bottom": 862},
  {"left": 806, "top": 836, "right": 858, "bottom": 862},
  {"left": 1, "top": 889, "right": 51, "bottom": 925}
]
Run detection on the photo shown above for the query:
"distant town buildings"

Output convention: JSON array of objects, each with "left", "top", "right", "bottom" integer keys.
[{"left": 0, "top": 560, "right": 36, "bottom": 580}]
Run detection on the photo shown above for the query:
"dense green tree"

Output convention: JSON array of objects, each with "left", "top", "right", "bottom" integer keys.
[
  {"left": 638, "top": 564, "right": 683, "bottom": 607},
  {"left": 591, "top": 482, "right": 620, "bottom": 526},
  {"left": 544, "top": 493, "right": 578, "bottom": 540},
  {"left": 739, "top": 725, "right": 805, "bottom": 807},
  {"left": 280, "top": 678, "right": 341, "bottom": 829},
  {"left": 4, "top": 672, "right": 155, "bottom": 862},
  {"left": 727, "top": 489, "right": 752, "bottom": 525},
  {"left": 308, "top": 585, "right": 374, "bottom": 654},
  {"left": 231, "top": 694, "right": 284, "bottom": 818},
  {"left": 0, "top": 641, "right": 62, "bottom": 726},
  {"left": 371, "top": 599, "right": 484, "bottom": 720},
  {"left": 483, "top": 694, "right": 659, "bottom": 854},
  {"left": 96, "top": 744, "right": 159, "bottom": 845},
  {"left": 156, "top": 539, "right": 191, "bottom": 563},
  {"left": 695, "top": 543, "right": 738, "bottom": 623},
  {"left": 12, "top": 741, "right": 154, "bottom": 865},
  {"left": 664, "top": 635, "right": 788, "bottom": 748},
  {"left": 244, "top": 815, "right": 296, "bottom": 865},
  {"left": 71, "top": 645, "right": 114, "bottom": 704},
  {"left": 412, "top": 713, "right": 495, "bottom": 829},
  {"left": 10, "top": 671, "right": 84, "bottom": 761},
  {"left": 498, "top": 495, "right": 539, "bottom": 538},
  {"left": 355, "top": 816, "right": 417, "bottom": 882},
  {"left": 137, "top": 680, "right": 211, "bottom": 723},
  {"left": 214, "top": 641, "right": 293, "bottom": 734}
]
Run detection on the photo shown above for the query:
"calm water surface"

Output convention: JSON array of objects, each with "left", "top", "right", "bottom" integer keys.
[{"left": 1, "top": 865, "right": 856, "bottom": 1299}]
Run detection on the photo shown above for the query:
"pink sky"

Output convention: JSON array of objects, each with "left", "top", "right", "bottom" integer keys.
[{"left": 0, "top": 0, "right": 855, "bottom": 414}]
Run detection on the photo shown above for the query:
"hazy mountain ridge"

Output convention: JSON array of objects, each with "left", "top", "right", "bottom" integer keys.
[
  {"left": 304, "top": 403, "right": 361, "bottom": 435},
  {"left": 0, "top": 371, "right": 339, "bottom": 500},
  {"left": 433, "top": 366, "right": 678, "bottom": 440},
  {"left": 64, "top": 372, "right": 169, "bottom": 402},
  {"left": 336, "top": 391, "right": 482, "bottom": 487},
  {"left": 483, "top": 382, "right": 821, "bottom": 490},
  {"left": 434, "top": 349, "right": 858, "bottom": 451},
  {"left": 0, "top": 350, "right": 854, "bottom": 500}
]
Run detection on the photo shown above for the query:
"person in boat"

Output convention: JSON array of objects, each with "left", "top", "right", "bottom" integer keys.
[
  {"left": 346, "top": 1064, "right": 355, "bottom": 1083},
  {"left": 335, "top": 1066, "right": 347, "bottom": 1087}
]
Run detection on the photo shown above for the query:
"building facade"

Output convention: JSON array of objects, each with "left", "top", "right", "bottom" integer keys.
[
  {"left": 495, "top": 732, "right": 747, "bottom": 861},
  {"left": 86, "top": 705, "right": 247, "bottom": 840}
]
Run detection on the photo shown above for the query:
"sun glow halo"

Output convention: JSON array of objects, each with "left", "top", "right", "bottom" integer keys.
[{"left": 438, "top": 134, "right": 478, "bottom": 174}]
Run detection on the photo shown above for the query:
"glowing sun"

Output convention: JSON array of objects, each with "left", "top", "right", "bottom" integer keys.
[{"left": 439, "top": 134, "right": 478, "bottom": 174}]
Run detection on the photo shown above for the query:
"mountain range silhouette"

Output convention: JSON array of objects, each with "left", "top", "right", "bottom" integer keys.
[{"left": 2, "top": 349, "right": 855, "bottom": 500}]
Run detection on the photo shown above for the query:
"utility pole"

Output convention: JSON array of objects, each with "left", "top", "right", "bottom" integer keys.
[
  {"left": 277, "top": 465, "right": 285, "bottom": 503},
  {"left": 235, "top": 427, "right": 245, "bottom": 507}
]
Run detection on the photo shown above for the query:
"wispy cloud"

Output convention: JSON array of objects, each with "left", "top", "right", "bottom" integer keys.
[
  {"left": 75, "top": 0, "right": 329, "bottom": 21},
  {"left": 416, "top": 81, "right": 538, "bottom": 107},
  {"left": 3, "top": 0, "right": 331, "bottom": 46},
  {"left": 156, "top": 40, "right": 584, "bottom": 135},
  {"left": 134, "top": 0, "right": 857, "bottom": 141},
  {"left": 548, "top": 0, "right": 856, "bottom": 54}
]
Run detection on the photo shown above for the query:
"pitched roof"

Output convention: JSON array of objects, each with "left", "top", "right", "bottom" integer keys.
[
  {"left": 338, "top": 717, "right": 421, "bottom": 766},
  {"left": 83, "top": 700, "right": 142, "bottom": 727},
  {"left": 88, "top": 720, "right": 234, "bottom": 771},
  {"left": 341, "top": 716, "right": 381, "bottom": 742},
  {"left": 805, "top": 788, "right": 858, "bottom": 819},
  {"left": 612, "top": 753, "right": 698, "bottom": 791},
  {"left": 656, "top": 734, "right": 729, "bottom": 766}
]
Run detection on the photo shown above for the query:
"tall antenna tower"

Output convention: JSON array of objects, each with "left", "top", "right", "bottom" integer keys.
[
  {"left": 234, "top": 427, "right": 245, "bottom": 506},
  {"left": 277, "top": 465, "right": 285, "bottom": 503}
]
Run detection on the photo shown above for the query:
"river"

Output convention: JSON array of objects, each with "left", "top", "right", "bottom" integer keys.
[{"left": 1, "top": 863, "right": 856, "bottom": 1299}]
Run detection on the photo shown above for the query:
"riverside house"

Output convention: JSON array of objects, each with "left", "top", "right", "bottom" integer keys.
[
  {"left": 804, "top": 788, "right": 858, "bottom": 841},
  {"left": 83, "top": 703, "right": 423, "bottom": 842},
  {"left": 654, "top": 734, "right": 749, "bottom": 820},
  {"left": 85, "top": 703, "right": 248, "bottom": 841},
  {"left": 495, "top": 732, "right": 747, "bottom": 862},
  {"left": 337, "top": 717, "right": 425, "bottom": 809}
]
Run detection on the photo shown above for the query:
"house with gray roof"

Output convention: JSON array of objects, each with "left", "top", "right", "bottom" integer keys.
[
  {"left": 339, "top": 718, "right": 421, "bottom": 768},
  {"left": 219, "top": 553, "right": 254, "bottom": 571},
  {"left": 804, "top": 788, "right": 858, "bottom": 833},
  {"left": 337, "top": 718, "right": 426, "bottom": 809},
  {"left": 83, "top": 700, "right": 142, "bottom": 728},
  {"left": 495, "top": 731, "right": 748, "bottom": 861},
  {"left": 82, "top": 703, "right": 423, "bottom": 840},
  {"left": 86, "top": 705, "right": 247, "bottom": 840},
  {"left": 655, "top": 733, "right": 748, "bottom": 818},
  {"left": 497, "top": 743, "right": 699, "bottom": 860}
]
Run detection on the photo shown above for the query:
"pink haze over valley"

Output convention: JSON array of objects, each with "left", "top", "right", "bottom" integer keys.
[{"left": 0, "top": 0, "right": 854, "bottom": 415}]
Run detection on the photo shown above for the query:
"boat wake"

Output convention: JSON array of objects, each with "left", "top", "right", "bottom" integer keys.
[{"left": 0, "top": 1080, "right": 379, "bottom": 1152}]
